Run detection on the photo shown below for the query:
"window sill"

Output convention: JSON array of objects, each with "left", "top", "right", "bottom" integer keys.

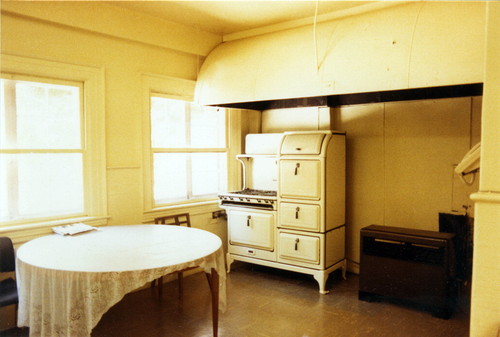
[{"left": 0, "top": 216, "right": 109, "bottom": 245}]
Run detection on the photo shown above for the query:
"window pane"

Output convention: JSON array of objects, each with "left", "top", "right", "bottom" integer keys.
[
  {"left": 153, "top": 153, "right": 188, "bottom": 203},
  {"left": 150, "top": 97, "right": 187, "bottom": 148},
  {"left": 153, "top": 153, "right": 227, "bottom": 204},
  {"left": 0, "top": 153, "right": 84, "bottom": 222},
  {"left": 191, "top": 153, "right": 227, "bottom": 197},
  {"left": 0, "top": 79, "right": 81, "bottom": 150},
  {"left": 150, "top": 96, "right": 225, "bottom": 149},
  {"left": 190, "top": 106, "right": 226, "bottom": 148}
]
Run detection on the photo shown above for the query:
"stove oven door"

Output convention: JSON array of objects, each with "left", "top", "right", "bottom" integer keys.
[{"left": 227, "top": 208, "right": 275, "bottom": 251}]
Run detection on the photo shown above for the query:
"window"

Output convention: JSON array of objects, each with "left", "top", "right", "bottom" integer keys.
[
  {"left": 150, "top": 96, "right": 227, "bottom": 205},
  {"left": 0, "top": 77, "right": 84, "bottom": 222},
  {"left": 1, "top": 55, "right": 107, "bottom": 227}
]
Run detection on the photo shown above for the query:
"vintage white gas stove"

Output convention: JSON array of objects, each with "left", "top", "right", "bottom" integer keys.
[{"left": 219, "top": 131, "right": 346, "bottom": 294}]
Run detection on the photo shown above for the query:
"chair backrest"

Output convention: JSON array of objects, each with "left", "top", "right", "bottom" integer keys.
[
  {"left": 0, "top": 237, "right": 15, "bottom": 273},
  {"left": 154, "top": 213, "right": 191, "bottom": 227}
]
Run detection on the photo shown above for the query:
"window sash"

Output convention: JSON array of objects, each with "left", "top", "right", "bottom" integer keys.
[
  {"left": 152, "top": 148, "right": 227, "bottom": 153},
  {"left": 0, "top": 66, "right": 94, "bottom": 225},
  {"left": 149, "top": 95, "right": 228, "bottom": 206},
  {"left": 0, "top": 75, "right": 85, "bottom": 151},
  {"left": 0, "top": 76, "right": 86, "bottom": 223},
  {"left": 150, "top": 95, "right": 226, "bottom": 150},
  {"left": 0, "top": 153, "right": 85, "bottom": 222}
]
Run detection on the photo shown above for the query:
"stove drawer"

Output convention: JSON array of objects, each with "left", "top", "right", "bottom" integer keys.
[
  {"left": 279, "top": 202, "right": 320, "bottom": 232},
  {"left": 229, "top": 245, "right": 277, "bottom": 261},
  {"left": 278, "top": 231, "right": 320, "bottom": 265},
  {"left": 228, "top": 209, "right": 275, "bottom": 251}
]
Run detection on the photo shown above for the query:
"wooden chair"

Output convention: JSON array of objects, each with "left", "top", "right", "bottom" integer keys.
[
  {"left": 151, "top": 213, "right": 192, "bottom": 299},
  {"left": 154, "top": 213, "right": 191, "bottom": 227},
  {"left": 0, "top": 237, "right": 18, "bottom": 313}
]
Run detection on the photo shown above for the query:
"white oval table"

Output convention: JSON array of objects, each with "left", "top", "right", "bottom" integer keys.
[{"left": 16, "top": 225, "right": 226, "bottom": 337}]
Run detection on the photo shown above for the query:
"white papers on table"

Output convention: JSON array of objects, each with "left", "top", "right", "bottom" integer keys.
[{"left": 52, "top": 223, "right": 97, "bottom": 236}]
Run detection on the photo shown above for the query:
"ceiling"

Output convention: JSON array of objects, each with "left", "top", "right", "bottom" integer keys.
[{"left": 110, "top": 1, "right": 377, "bottom": 36}]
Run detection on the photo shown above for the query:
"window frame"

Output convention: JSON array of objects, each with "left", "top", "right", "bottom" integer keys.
[
  {"left": 142, "top": 74, "right": 230, "bottom": 212},
  {"left": 0, "top": 54, "right": 108, "bottom": 230},
  {"left": 150, "top": 94, "right": 228, "bottom": 204}
]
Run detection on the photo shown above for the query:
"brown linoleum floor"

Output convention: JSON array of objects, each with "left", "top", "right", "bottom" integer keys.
[{"left": 2, "top": 262, "right": 470, "bottom": 337}]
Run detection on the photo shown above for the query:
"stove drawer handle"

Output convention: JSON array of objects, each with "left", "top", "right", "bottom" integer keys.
[
  {"left": 294, "top": 163, "right": 300, "bottom": 175},
  {"left": 295, "top": 207, "right": 300, "bottom": 219},
  {"left": 246, "top": 215, "right": 251, "bottom": 227},
  {"left": 294, "top": 238, "right": 300, "bottom": 251}
]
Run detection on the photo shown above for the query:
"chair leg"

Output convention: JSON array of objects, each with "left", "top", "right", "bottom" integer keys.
[{"left": 177, "top": 272, "right": 184, "bottom": 300}]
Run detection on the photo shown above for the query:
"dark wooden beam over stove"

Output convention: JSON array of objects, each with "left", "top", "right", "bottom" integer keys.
[{"left": 209, "top": 83, "right": 483, "bottom": 110}]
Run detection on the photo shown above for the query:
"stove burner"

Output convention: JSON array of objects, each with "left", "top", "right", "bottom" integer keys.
[
  {"left": 230, "top": 189, "right": 277, "bottom": 197},
  {"left": 219, "top": 189, "right": 277, "bottom": 210}
]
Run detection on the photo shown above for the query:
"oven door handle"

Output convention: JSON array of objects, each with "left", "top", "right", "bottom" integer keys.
[
  {"left": 294, "top": 163, "right": 300, "bottom": 175},
  {"left": 246, "top": 215, "right": 251, "bottom": 227}
]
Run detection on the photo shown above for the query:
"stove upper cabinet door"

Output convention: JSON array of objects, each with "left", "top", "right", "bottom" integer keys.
[
  {"left": 279, "top": 160, "right": 321, "bottom": 200},
  {"left": 228, "top": 209, "right": 275, "bottom": 251},
  {"left": 280, "top": 133, "right": 326, "bottom": 155}
]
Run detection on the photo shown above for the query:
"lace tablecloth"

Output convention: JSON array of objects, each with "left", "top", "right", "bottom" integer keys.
[{"left": 16, "top": 225, "right": 226, "bottom": 337}]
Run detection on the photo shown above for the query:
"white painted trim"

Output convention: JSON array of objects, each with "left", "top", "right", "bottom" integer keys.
[
  {"left": 470, "top": 191, "right": 500, "bottom": 204},
  {"left": 347, "top": 260, "right": 360, "bottom": 275},
  {"left": 223, "top": 2, "right": 408, "bottom": 42},
  {"left": 1, "top": 1, "right": 221, "bottom": 56},
  {"left": 0, "top": 216, "right": 109, "bottom": 246}
]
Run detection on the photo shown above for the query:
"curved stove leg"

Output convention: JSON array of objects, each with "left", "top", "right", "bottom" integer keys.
[
  {"left": 313, "top": 271, "right": 330, "bottom": 294},
  {"left": 226, "top": 253, "right": 234, "bottom": 273}
]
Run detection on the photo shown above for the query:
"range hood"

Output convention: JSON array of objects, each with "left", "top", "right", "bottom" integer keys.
[{"left": 195, "top": 2, "right": 485, "bottom": 106}]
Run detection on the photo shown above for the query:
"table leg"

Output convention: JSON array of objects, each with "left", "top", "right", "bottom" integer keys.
[
  {"left": 208, "top": 268, "right": 219, "bottom": 337},
  {"left": 158, "top": 276, "right": 163, "bottom": 299}
]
